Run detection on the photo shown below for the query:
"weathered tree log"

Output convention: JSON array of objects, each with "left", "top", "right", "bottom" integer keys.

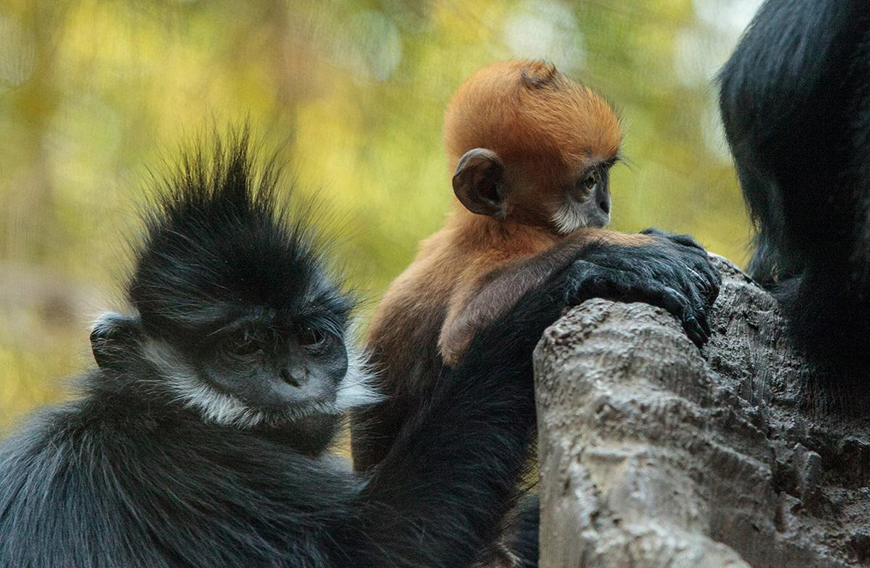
[{"left": 534, "top": 256, "right": 870, "bottom": 567}]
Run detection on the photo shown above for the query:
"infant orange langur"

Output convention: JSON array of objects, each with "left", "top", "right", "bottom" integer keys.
[
  {"left": 437, "top": 59, "right": 626, "bottom": 364},
  {"left": 351, "top": 60, "right": 651, "bottom": 472}
]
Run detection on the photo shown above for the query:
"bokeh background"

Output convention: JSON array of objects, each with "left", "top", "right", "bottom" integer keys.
[{"left": 0, "top": 0, "right": 762, "bottom": 432}]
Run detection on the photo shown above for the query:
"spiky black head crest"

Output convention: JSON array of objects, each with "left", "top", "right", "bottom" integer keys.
[{"left": 128, "top": 131, "right": 352, "bottom": 341}]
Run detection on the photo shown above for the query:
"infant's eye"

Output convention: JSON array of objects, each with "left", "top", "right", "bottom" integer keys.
[
  {"left": 299, "top": 325, "right": 325, "bottom": 347},
  {"left": 579, "top": 170, "right": 598, "bottom": 193}
]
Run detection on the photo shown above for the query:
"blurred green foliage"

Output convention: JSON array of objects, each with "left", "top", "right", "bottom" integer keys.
[{"left": 0, "top": 0, "right": 758, "bottom": 431}]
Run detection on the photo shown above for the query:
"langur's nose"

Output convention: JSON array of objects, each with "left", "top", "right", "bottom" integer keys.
[
  {"left": 600, "top": 199, "right": 611, "bottom": 214},
  {"left": 280, "top": 368, "right": 308, "bottom": 387}
]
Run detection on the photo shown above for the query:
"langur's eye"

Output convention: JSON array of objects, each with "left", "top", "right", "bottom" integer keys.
[
  {"left": 222, "top": 331, "right": 261, "bottom": 357},
  {"left": 298, "top": 325, "right": 326, "bottom": 347},
  {"left": 579, "top": 170, "right": 598, "bottom": 193}
]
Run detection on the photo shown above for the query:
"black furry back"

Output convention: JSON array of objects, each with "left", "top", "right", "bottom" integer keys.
[
  {"left": 719, "top": 0, "right": 870, "bottom": 380},
  {"left": 128, "top": 131, "right": 352, "bottom": 341}
]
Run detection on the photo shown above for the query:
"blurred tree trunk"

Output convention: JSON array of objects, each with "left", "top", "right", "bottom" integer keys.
[{"left": 534, "top": 257, "right": 870, "bottom": 568}]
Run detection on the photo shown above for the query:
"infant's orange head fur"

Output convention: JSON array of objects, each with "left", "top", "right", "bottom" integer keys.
[
  {"left": 444, "top": 60, "right": 622, "bottom": 233},
  {"left": 444, "top": 60, "right": 621, "bottom": 171}
]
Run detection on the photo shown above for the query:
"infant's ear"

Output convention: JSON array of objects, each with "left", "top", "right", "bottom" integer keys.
[
  {"left": 452, "top": 148, "right": 508, "bottom": 217},
  {"left": 90, "top": 313, "right": 142, "bottom": 369}
]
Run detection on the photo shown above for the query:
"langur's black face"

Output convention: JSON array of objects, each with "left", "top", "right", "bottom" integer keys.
[
  {"left": 194, "top": 318, "right": 349, "bottom": 413},
  {"left": 97, "top": 294, "right": 379, "bottom": 433},
  {"left": 130, "top": 288, "right": 380, "bottom": 429}
]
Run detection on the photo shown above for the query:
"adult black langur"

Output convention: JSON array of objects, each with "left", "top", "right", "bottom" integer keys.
[
  {"left": 719, "top": 0, "right": 870, "bottom": 379},
  {"left": 0, "top": 132, "right": 718, "bottom": 568}
]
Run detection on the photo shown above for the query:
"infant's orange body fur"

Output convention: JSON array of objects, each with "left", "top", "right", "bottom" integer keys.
[{"left": 375, "top": 212, "right": 558, "bottom": 383}]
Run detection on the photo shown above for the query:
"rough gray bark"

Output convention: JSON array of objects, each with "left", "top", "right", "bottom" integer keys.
[{"left": 534, "top": 256, "right": 870, "bottom": 568}]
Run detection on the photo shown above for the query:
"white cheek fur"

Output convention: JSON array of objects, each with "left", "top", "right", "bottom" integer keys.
[
  {"left": 335, "top": 346, "right": 384, "bottom": 410},
  {"left": 552, "top": 200, "right": 589, "bottom": 235}
]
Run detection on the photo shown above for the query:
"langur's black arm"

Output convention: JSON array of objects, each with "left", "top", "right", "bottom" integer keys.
[
  {"left": 719, "top": 0, "right": 870, "bottom": 368},
  {"left": 336, "top": 285, "right": 560, "bottom": 567},
  {"left": 331, "top": 233, "right": 718, "bottom": 567},
  {"left": 444, "top": 229, "right": 718, "bottom": 355}
]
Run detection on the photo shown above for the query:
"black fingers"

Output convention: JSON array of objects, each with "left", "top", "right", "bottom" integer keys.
[
  {"left": 656, "top": 285, "right": 708, "bottom": 346},
  {"left": 563, "top": 261, "right": 710, "bottom": 346},
  {"left": 562, "top": 230, "right": 721, "bottom": 347},
  {"left": 645, "top": 228, "right": 721, "bottom": 307},
  {"left": 644, "top": 229, "right": 720, "bottom": 342},
  {"left": 641, "top": 228, "right": 702, "bottom": 249}
]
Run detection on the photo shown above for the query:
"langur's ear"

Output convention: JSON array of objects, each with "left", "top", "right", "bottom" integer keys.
[
  {"left": 452, "top": 148, "right": 508, "bottom": 217},
  {"left": 90, "top": 313, "right": 142, "bottom": 369}
]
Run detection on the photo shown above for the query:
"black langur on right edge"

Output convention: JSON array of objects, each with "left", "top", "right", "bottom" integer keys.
[
  {"left": 719, "top": 0, "right": 870, "bottom": 379},
  {"left": 0, "top": 133, "right": 718, "bottom": 568}
]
